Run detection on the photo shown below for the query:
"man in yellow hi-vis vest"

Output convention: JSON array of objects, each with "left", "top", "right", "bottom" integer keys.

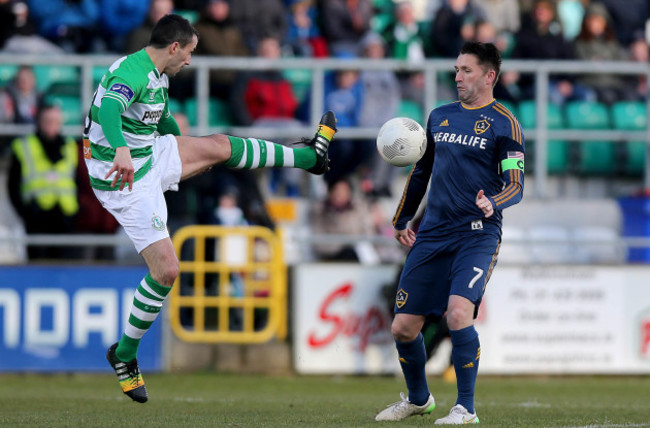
[{"left": 8, "top": 104, "right": 80, "bottom": 260}]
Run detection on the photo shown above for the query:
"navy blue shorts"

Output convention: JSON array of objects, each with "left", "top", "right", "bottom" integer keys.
[{"left": 394, "top": 232, "right": 500, "bottom": 317}]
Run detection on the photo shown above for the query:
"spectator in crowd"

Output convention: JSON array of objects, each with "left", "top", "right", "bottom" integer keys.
[
  {"left": 382, "top": 1, "right": 426, "bottom": 61},
  {"left": 574, "top": 3, "right": 634, "bottom": 105},
  {"left": 285, "top": 0, "right": 328, "bottom": 57},
  {"left": 472, "top": 0, "right": 519, "bottom": 55},
  {"left": 626, "top": 36, "right": 649, "bottom": 102},
  {"left": 27, "top": 0, "right": 102, "bottom": 53},
  {"left": 598, "top": 0, "right": 649, "bottom": 47},
  {"left": 124, "top": 0, "right": 174, "bottom": 54},
  {"left": 229, "top": 0, "right": 287, "bottom": 52},
  {"left": 229, "top": 36, "right": 299, "bottom": 127},
  {"left": 357, "top": 32, "right": 402, "bottom": 198},
  {"left": 229, "top": 36, "right": 304, "bottom": 196},
  {"left": 473, "top": 0, "right": 519, "bottom": 35},
  {"left": 0, "top": 0, "right": 15, "bottom": 47},
  {"left": 0, "top": 65, "right": 43, "bottom": 124},
  {"left": 98, "top": 0, "right": 150, "bottom": 53},
  {"left": 473, "top": 19, "right": 521, "bottom": 103},
  {"left": 318, "top": 57, "right": 367, "bottom": 185},
  {"left": 8, "top": 104, "right": 80, "bottom": 260},
  {"left": 194, "top": 0, "right": 249, "bottom": 100},
  {"left": 0, "top": 0, "right": 63, "bottom": 54},
  {"left": 309, "top": 178, "right": 378, "bottom": 263},
  {"left": 317, "top": 0, "right": 373, "bottom": 57},
  {"left": 511, "top": 0, "right": 595, "bottom": 105},
  {"left": 430, "top": 0, "right": 486, "bottom": 57}
]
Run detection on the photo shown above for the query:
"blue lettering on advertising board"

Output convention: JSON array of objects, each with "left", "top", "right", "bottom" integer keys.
[{"left": 0, "top": 266, "right": 162, "bottom": 372}]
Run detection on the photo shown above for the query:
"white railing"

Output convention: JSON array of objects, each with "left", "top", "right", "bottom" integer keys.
[{"left": 1, "top": 54, "right": 649, "bottom": 196}]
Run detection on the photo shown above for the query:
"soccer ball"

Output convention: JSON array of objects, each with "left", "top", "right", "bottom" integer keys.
[{"left": 376, "top": 117, "right": 427, "bottom": 167}]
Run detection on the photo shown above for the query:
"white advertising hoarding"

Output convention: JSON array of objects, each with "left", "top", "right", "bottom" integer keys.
[
  {"left": 293, "top": 264, "right": 399, "bottom": 374},
  {"left": 477, "top": 266, "right": 650, "bottom": 374},
  {"left": 293, "top": 264, "right": 650, "bottom": 375}
]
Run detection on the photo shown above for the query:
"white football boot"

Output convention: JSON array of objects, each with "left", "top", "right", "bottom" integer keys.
[
  {"left": 434, "top": 404, "right": 479, "bottom": 425},
  {"left": 375, "top": 392, "right": 435, "bottom": 421}
]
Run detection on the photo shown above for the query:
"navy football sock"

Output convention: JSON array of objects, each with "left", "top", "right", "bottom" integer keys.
[
  {"left": 450, "top": 325, "right": 480, "bottom": 414},
  {"left": 395, "top": 333, "right": 430, "bottom": 406}
]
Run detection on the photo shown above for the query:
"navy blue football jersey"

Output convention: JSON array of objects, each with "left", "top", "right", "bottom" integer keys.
[{"left": 393, "top": 100, "right": 524, "bottom": 237}]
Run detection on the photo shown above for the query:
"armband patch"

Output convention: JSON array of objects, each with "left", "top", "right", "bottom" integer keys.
[
  {"left": 108, "top": 83, "right": 135, "bottom": 102},
  {"left": 501, "top": 158, "right": 524, "bottom": 171}
]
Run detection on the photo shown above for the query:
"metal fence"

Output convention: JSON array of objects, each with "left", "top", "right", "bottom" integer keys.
[{"left": 1, "top": 54, "right": 649, "bottom": 259}]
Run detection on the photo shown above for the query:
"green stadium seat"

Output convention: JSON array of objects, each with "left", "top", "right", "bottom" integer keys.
[
  {"left": 611, "top": 101, "right": 647, "bottom": 176},
  {"left": 176, "top": 9, "right": 199, "bottom": 24},
  {"left": 283, "top": 69, "right": 312, "bottom": 104},
  {"left": 371, "top": 0, "right": 394, "bottom": 13},
  {"left": 185, "top": 98, "right": 233, "bottom": 127},
  {"left": 565, "top": 101, "right": 615, "bottom": 175},
  {"left": 517, "top": 100, "right": 569, "bottom": 174},
  {"left": 497, "top": 100, "right": 517, "bottom": 117},
  {"left": 397, "top": 99, "right": 423, "bottom": 123},
  {"left": 33, "top": 65, "right": 79, "bottom": 92},
  {"left": 45, "top": 95, "right": 83, "bottom": 126},
  {"left": 0, "top": 64, "right": 18, "bottom": 87},
  {"left": 167, "top": 98, "right": 184, "bottom": 115},
  {"left": 93, "top": 66, "right": 107, "bottom": 87}
]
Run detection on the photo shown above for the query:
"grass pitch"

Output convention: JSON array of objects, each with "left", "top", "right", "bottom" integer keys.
[{"left": 0, "top": 373, "right": 648, "bottom": 427}]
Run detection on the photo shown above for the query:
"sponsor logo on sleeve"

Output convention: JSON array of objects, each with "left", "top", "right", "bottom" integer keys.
[{"left": 109, "top": 83, "right": 135, "bottom": 102}]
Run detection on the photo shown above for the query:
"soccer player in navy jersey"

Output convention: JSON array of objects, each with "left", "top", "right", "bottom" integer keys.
[{"left": 375, "top": 41, "right": 524, "bottom": 424}]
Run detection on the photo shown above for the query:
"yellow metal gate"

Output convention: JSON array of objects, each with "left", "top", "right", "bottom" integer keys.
[{"left": 169, "top": 225, "right": 287, "bottom": 343}]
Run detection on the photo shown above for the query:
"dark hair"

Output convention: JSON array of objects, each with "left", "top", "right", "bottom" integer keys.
[
  {"left": 148, "top": 14, "right": 199, "bottom": 49},
  {"left": 460, "top": 41, "right": 502, "bottom": 86}
]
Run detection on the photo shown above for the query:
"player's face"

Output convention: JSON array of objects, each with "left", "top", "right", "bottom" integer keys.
[
  {"left": 454, "top": 53, "right": 492, "bottom": 106},
  {"left": 166, "top": 35, "right": 198, "bottom": 77}
]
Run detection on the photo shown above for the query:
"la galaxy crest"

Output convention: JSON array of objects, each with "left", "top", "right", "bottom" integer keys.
[
  {"left": 474, "top": 119, "right": 490, "bottom": 135},
  {"left": 396, "top": 288, "right": 408, "bottom": 308}
]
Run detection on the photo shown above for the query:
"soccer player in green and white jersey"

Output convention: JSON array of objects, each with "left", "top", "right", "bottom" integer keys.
[{"left": 86, "top": 14, "right": 337, "bottom": 403}]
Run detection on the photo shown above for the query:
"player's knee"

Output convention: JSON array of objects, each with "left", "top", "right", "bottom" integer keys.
[
  {"left": 152, "top": 261, "right": 179, "bottom": 287},
  {"left": 445, "top": 305, "right": 473, "bottom": 330},
  {"left": 391, "top": 320, "right": 420, "bottom": 342}
]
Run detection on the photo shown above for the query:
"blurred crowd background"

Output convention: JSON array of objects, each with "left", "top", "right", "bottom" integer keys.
[{"left": 0, "top": 0, "right": 649, "bottom": 265}]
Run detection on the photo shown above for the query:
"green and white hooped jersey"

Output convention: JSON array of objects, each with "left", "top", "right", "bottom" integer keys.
[{"left": 84, "top": 49, "right": 171, "bottom": 191}]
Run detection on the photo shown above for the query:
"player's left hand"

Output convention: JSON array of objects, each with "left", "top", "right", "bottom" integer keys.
[
  {"left": 476, "top": 189, "right": 494, "bottom": 218},
  {"left": 394, "top": 227, "right": 416, "bottom": 247}
]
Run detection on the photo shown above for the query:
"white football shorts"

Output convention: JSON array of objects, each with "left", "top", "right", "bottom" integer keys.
[{"left": 92, "top": 134, "right": 182, "bottom": 253}]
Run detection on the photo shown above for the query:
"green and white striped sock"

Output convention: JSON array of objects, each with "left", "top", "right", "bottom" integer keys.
[
  {"left": 115, "top": 273, "right": 171, "bottom": 362},
  {"left": 224, "top": 136, "right": 316, "bottom": 170}
]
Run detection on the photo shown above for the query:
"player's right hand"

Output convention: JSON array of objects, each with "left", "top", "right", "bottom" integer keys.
[
  {"left": 394, "top": 227, "right": 416, "bottom": 248},
  {"left": 106, "top": 146, "right": 135, "bottom": 191}
]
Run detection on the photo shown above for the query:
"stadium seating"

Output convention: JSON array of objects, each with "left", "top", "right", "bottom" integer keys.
[
  {"left": 283, "top": 69, "right": 312, "bottom": 104},
  {"left": 611, "top": 101, "right": 646, "bottom": 176},
  {"left": 45, "top": 94, "right": 83, "bottom": 126},
  {"left": 33, "top": 65, "right": 79, "bottom": 93},
  {"left": 502, "top": 198, "right": 625, "bottom": 264},
  {"left": 564, "top": 100, "right": 615, "bottom": 175},
  {"left": 184, "top": 98, "right": 233, "bottom": 127},
  {"left": 176, "top": 9, "right": 199, "bottom": 24},
  {"left": 167, "top": 97, "right": 184, "bottom": 115},
  {"left": 517, "top": 100, "right": 570, "bottom": 174},
  {"left": 0, "top": 64, "right": 18, "bottom": 87}
]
